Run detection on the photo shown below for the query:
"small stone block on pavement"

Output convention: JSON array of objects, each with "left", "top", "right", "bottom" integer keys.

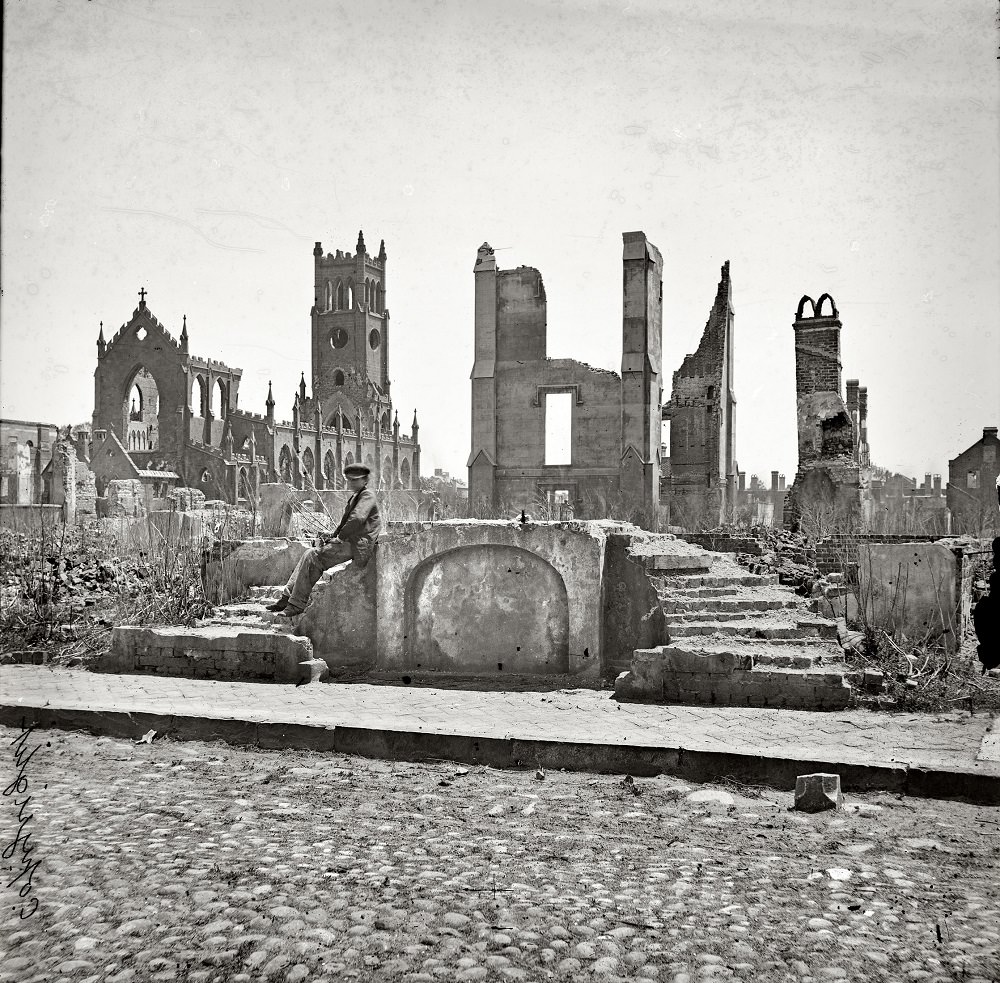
[{"left": 794, "top": 772, "right": 843, "bottom": 812}]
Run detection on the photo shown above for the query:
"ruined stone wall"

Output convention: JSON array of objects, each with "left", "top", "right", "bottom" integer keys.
[
  {"left": 75, "top": 462, "right": 98, "bottom": 521},
  {"left": 0, "top": 419, "right": 58, "bottom": 505},
  {"left": 785, "top": 295, "right": 866, "bottom": 527},
  {"left": 948, "top": 428, "right": 1000, "bottom": 535},
  {"left": 106, "top": 478, "right": 148, "bottom": 517},
  {"left": 470, "top": 248, "right": 624, "bottom": 518},
  {"left": 666, "top": 262, "right": 735, "bottom": 525},
  {"left": 94, "top": 305, "right": 190, "bottom": 461},
  {"left": 50, "top": 435, "right": 77, "bottom": 521}
]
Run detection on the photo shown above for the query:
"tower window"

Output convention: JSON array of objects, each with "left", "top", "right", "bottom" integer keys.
[
  {"left": 333, "top": 370, "right": 345, "bottom": 386},
  {"left": 369, "top": 329, "right": 381, "bottom": 350},
  {"left": 330, "top": 328, "right": 348, "bottom": 349},
  {"left": 336, "top": 281, "right": 344, "bottom": 310}
]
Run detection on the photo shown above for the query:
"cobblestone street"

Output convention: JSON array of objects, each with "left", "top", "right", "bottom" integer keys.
[{"left": 2, "top": 723, "right": 998, "bottom": 983}]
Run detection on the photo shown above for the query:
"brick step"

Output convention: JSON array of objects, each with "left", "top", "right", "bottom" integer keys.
[
  {"left": 663, "top": 596, "right": 801, "bottom": 614},
  {"left": 658, "top": 638, "right": 840, "bottom": 668},
  {"left": 656, "top": 573, "right": 780, "bottom": 589},
  {"left": 97, "top": 625, "right": 326, "bottom": 684},
  {"left": 667, "top": 616, "right": 839, "bottom": 641},
  {"left": 615, "top": 642, "right": 851, "bottom": 710}
]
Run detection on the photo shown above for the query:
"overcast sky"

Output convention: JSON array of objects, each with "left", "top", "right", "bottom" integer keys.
[{"left": 2, "top": 0, "right": 997, "bottom": 484}]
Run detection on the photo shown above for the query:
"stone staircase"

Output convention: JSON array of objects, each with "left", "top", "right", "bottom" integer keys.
[{"left": 615, "top": 554, "right": 853, "bottom": 710}]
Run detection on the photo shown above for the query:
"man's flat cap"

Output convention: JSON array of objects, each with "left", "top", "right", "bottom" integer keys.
[{"left": 343, "top": 464, "right": 370, "bottom": 478}]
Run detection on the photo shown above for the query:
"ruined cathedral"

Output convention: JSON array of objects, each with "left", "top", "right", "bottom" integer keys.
[{"left": 90, "top": 232, "right": 421, "bottom": 503}]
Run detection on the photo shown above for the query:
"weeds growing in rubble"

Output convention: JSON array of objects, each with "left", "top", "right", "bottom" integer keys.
[
  {"left": 0, "top": 516, "right": 214, "bottom": 665},
  {"left": 828, "top": 529, "right": 1000, "bottom": 712}
]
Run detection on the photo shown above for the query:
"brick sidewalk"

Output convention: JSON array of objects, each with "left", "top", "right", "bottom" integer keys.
[{"left": 2, "top": 666, "right": 998, "bottom": 802}]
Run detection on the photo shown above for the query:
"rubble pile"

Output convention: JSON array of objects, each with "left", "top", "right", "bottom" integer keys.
[
  {"left": 733, "top": 526, "right": 820, "bottom": 593},
  {"left": 0, "top": 527, "right": 212, "bottom": 664}
]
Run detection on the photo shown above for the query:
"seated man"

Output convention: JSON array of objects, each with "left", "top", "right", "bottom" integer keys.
[{"left": 268, "top": 463, "right": 381, "bottom": 618}]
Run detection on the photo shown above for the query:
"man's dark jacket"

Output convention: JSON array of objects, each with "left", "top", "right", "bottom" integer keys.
[{"left": 329, "top": 486, "right": 381, "bottom": 566}]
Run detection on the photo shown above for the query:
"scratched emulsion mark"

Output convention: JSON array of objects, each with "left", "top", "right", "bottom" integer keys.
[
  {"left": 3, "top": 719, "right": 48, "bottom": 920},
  {"left": 101, "top": 206, "right": 265, "bottom": 253}
]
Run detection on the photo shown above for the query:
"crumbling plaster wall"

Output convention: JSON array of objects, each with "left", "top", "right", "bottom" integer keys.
[
  {"left": 856, "top": 540, "right": 979, "bottom": 652},
  {"left": 377, "top": 520, "right": 609, "bottom": 680}
]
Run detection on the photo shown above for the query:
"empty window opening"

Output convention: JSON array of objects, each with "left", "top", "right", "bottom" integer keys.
[
  {"left": 544, "top": 392, "right": 572, "bottom": 465},
  {"left": 968, "top": 470, "right": 980, "bottom": 489}
]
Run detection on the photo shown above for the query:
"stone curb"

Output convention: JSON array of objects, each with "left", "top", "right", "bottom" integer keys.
[{"left": 1, "top": 702, "right": 996, "bottom": 806}]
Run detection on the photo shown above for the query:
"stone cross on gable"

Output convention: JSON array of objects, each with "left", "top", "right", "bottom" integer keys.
[{"left": 138, "top": 287, "right": 147, "bottom": 306}]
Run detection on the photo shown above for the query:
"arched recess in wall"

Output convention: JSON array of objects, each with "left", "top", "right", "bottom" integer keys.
[
  {"left": 325, "top": 281, "right": 333, "bottom": 311},
  {"left": 380, "top": 412, "right": 389, "bottom": 434},
  {"left": 346, "top": 279, "right": 355, "bottom": 309},
  {"left": 382, "top": 455, "right": 394, "bottom": 489},
  {"left": 323, "top": 450, "right": 336, "bottom": 483},
  {"left": 343, "top": 450, "right": 354, "bottom": 469},
  {"left": 375, "top": 283, "right": 383, "bottom": 314},
  {"left": 399, "top": 458, "right": 411, "bottom": 489},
  {"left": 364, "top": 279, "right": 370, "bottom": 307},
  {"left": 333, "top": 370, "right": 345, "bottom": 386},
  {"left": 216, "top": 379, "right": 228, "bottom": 419},
  {"left": 302, "top": 446, "right": 314, "bottom": 476},
  {"left": 404, "top": 545, "right": 570, "bottom": 674},
  {"left": 278, "top": 445, "right": 293, "bottom": 484},
  {"left": 238, "top": 467, "right": 250, "bottom": 499},
  {"left": 364, "top": 453, "right": 374, "bottom": 473},
  {"left": 122, "top": 364, "right": 161, "bottom": 453},
  {"left": 336, "top": 281, "right": 344, "bottom": 310}
]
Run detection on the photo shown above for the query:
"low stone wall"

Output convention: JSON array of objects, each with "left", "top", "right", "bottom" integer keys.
[
  {"left": 106, "top": 479, "right": 147, "bottom": 518},
  {"left": 258, "top": 483, "right": 422, "bottom": 537},
  {"left": 815, "top": 534, "right": 943, "bottom": 576},
  {"left": 679, "top": 533, "right": 763, "bottom": 556},
  {"left": 0, "top": 504, "right": 64, "bottom": 532},
  {"left": 855, "top": 540, "right": 982, "bottom": 651},
  {"left": 100, "top": 626, "right": 314, "bottom": 683},
  {"left": 203, "top": 538, "right": 311, "bottom": 604}
]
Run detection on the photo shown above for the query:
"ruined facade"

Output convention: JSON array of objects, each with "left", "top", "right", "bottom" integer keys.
[
  {"left": 784, "top": 294, "right": 872, "bottom": 529},
  {"left": 662, "top": 261, "right": 736, "bottom": 526},
  {"left": 948, "top": 426, "right": 1000, "bottom": 535},
  {"left": 0, "top": 419, "right": 59, "bottom": 504},
  {"left": 468, "top": 232, "right": 662, "bottom": 528},
  {"left": 91, "top": 233, "right": 422, "bottom": 503}
]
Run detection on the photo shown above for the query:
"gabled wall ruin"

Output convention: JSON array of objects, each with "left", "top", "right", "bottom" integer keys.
[{"left": 663, "top": 261, "right": 736, "bottom": 526}]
